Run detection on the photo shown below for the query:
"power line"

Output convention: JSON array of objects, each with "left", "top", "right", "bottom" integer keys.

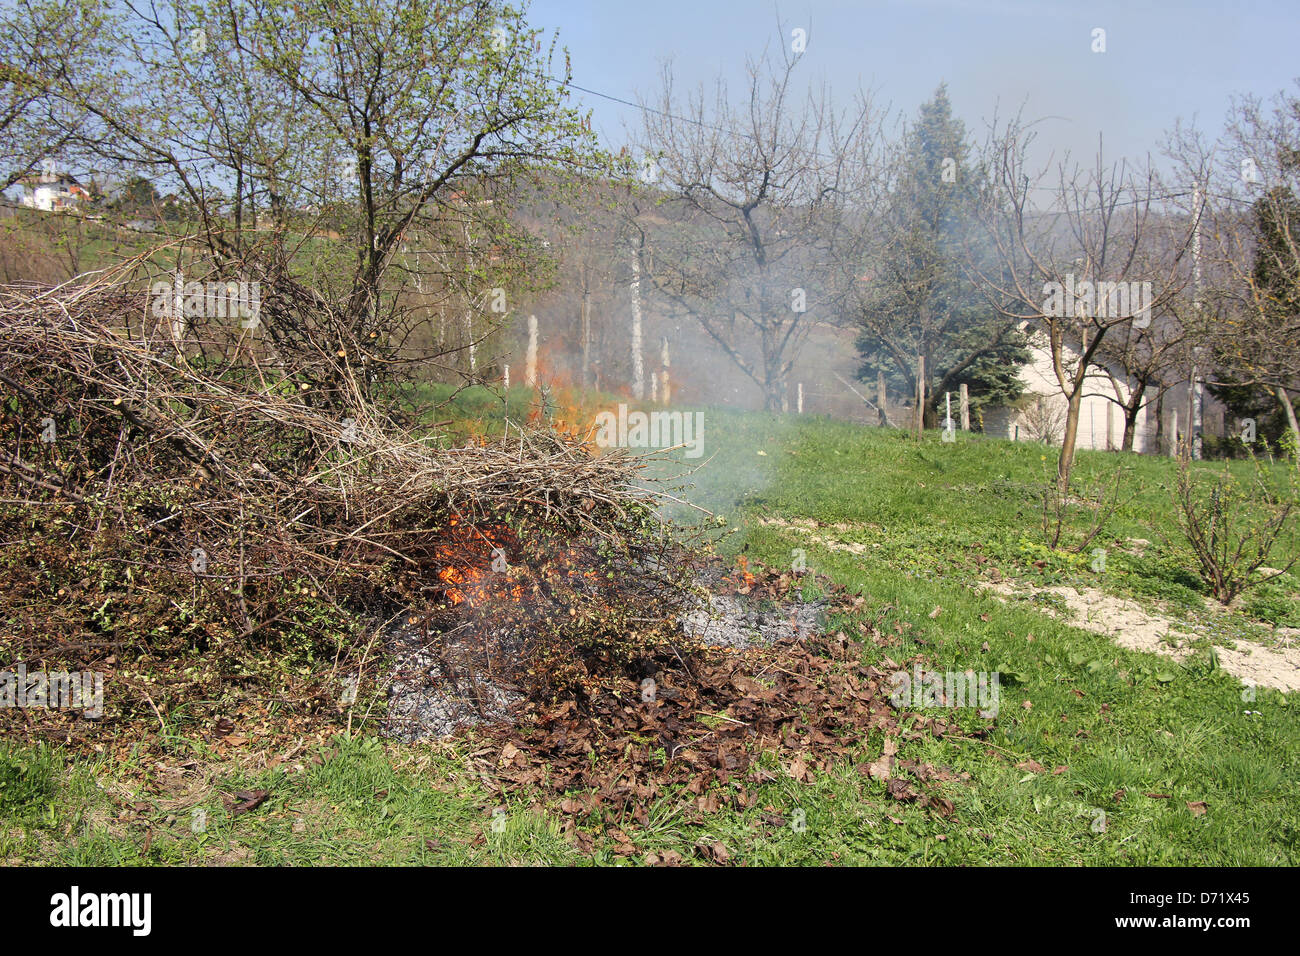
[{"left": 541, "top": 72, "right": 1265, "bottom": 216}]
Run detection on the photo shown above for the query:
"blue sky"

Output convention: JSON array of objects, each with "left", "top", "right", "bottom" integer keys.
[{"left": 527, "top": 0, "right": 1300, "bottom": 170}]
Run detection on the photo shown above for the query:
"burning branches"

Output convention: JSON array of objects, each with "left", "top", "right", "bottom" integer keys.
[{"left": 0, "top": 270, "right": 690, "bottom": 731}]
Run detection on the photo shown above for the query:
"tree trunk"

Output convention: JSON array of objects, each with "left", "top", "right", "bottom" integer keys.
[
  {"left": 914, "top": 354, "right": 925, "bottom": 440},
  {"left": 629, "top": 237, "right": 644, "bottom": 399},
  {"left": 1121, "top": 380, "right": 1146, "bottom": 452},
  {"left": 1058, "top": 387, "right": 1084, "bottom": 493},
  {"left": 1278, "top": 386, "right": 1300, "bottom": 465}
]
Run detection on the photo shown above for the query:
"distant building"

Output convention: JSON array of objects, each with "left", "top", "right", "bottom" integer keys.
[
  {"left": 983, "top": 327, "right": 1224, "bottom": 455},
  {"left": 20, "top": 170, "right": 91, "bottom": 212}
]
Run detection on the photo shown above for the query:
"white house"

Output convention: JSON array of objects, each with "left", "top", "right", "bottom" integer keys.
[
  {"left": 20, "top": 170, "right": 90, "bottom": 212},
  {"left": 982, "top": 328, "right": 1224, "bottom": 455}
]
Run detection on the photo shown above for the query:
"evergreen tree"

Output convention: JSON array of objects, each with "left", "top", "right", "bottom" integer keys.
[
  {"left": 1209, "top": 186, "right": 1300, "bottom": 448},
  {"left": 851, "top": 84, "right": 1027, "bottom": 427}
]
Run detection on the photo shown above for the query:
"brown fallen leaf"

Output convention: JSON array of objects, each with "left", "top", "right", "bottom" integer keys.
[
  {"left": 697, "top": 840, "right": 731, "bottom": 864},
  {"left": 929, "top": 606, "right": 943, "bottom": 619},
  {"left": 1145, "top": 792, "right": 1171, "bottom": 799},
  {"left": 863, "top": 737, "right": 898, "bottom": 781},
  {"left": 224, "top": 789, "right": 269, "bottom": 816},
  {"left": 1016, "top": 760, "right": 1046, "bottom": 773},
  {"left": 886, "top": 778, "right": 919, "bottom": 802},
  {"left": 1187, "top": 801, "right": 1208, "bottom": 817},
  {"left": 928, "top": 796, "right": 956, "bottom": 817}
]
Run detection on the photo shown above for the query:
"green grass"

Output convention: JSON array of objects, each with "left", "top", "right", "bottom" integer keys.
[{"left": 4, "top": 407, "right": 1298, "bottom": 865}]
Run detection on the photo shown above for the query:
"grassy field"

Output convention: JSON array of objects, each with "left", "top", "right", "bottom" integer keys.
[{"left": 4, "top": 399, "right": 1298, "bottom": 866}]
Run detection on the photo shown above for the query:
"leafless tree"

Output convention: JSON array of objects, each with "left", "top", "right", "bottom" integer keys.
[
  {"left": 633, "top": 41, "right": 883, "bottom": 412},
  {"left": 973, "top": 118, "right": 1196, "bottom": 490},
  {"left": 1166, "top": 84, "right": 1300, "bottom": 459}
]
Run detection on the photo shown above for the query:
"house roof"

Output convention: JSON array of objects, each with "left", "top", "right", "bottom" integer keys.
[{"left": 22, "top": 171, "right": 82, "bottom": 188}]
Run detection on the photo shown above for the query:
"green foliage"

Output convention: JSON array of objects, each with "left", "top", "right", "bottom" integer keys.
[
  {"left": 0, "top": 742, "right": 58, "bottom": 821},
  {"left": 1240, "top": 576, "right": 1300, "bottom": 627},
  {"left": 1208, "top": 186, "right": 1300, "bottom": 449}
]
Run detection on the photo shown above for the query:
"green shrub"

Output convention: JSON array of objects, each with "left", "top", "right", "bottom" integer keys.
[{"left": 1166, "top": 455, "right": 1300, "bottom": 604}]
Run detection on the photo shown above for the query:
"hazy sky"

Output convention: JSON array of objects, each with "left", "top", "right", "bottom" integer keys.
[{"left": 527, "top": 0, "right": 1299, "bottom": 173}]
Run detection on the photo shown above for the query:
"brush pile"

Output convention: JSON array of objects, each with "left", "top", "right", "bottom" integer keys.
[{"left": 0, "top": 268, "right": 692, "bottom": 738}]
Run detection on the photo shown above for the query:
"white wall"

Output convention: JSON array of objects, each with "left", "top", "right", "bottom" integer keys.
[{"left": 985, "top": 334, "right": 1223, "bottom": 455}]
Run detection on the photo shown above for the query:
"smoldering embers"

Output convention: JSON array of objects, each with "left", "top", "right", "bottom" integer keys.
[{"left": 593, "top": 404, "right": 704, "bottom": 458}]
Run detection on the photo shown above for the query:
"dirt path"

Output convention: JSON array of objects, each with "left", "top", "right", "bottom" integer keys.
[
  {"left": 760, "top": 515, "right": 1299, "bottom": 693},
  {"left": 979, "top": 580, "right": 1300, "bottom": 693}
]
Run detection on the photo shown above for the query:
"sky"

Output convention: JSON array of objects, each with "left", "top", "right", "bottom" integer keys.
[{"left": 526, "top": 0, "right": 1300, "bottom": 174}]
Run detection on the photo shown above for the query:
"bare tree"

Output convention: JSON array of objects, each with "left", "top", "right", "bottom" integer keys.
[
  {"left": 973, "top": 119, "right": 1196, "bottom": 490},
  {"left": 1166, "top": 84, "right": 1300, "bottom": 459},
  {"left": 634, "top": 42, "right": 881, "bottom": 412}
]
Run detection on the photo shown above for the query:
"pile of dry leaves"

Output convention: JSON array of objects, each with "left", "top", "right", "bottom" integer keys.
[{"left": 471, "top": 620, "right": 982, "bottom": 859}]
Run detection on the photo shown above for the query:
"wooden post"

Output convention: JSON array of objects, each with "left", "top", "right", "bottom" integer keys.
[
  {"left": 959, "top": 383, "right": 970, "bottom": 430},
  {"left": 525, "top": 314, "right": 537, "bottom": 388},
  {"left": 580, "top": 286, "right": 591, "bottom": 389},
  {"left": 660, "top": 337, "right": 671, "bottom": 404},
  {"left": 915, "top": 356, "right": 925, "bottom": 440},
  {"left": 797, "top": 382, "right": 803, "bottom": 414},
  {"left": 878, "top": 369, "right": 888, "bottom": 427}
]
